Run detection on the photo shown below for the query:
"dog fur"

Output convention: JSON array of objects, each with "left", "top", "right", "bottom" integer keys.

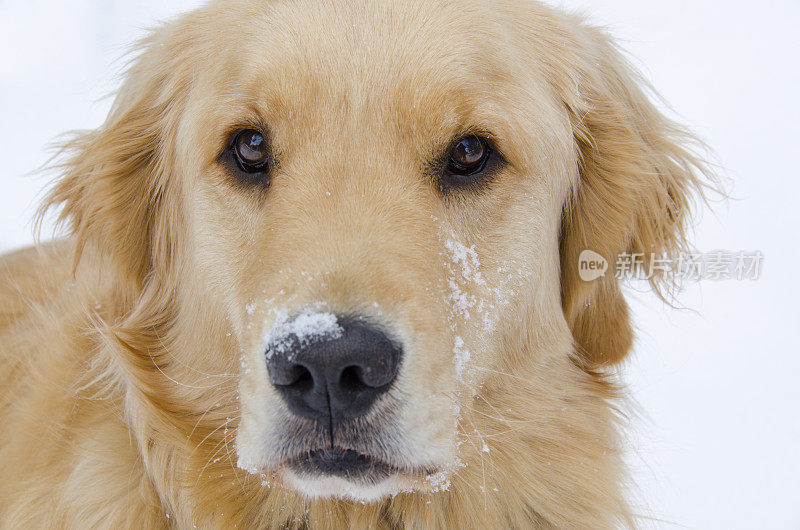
[{"left": 0, "top": 0, "right": 712, "bottom": 527}]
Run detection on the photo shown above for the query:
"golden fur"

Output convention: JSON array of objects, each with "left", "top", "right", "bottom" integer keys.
[{"left": 0, "top": 0, "right": 712, "bottom": 527}]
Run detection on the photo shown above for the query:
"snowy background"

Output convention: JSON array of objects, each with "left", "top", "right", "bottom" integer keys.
[{"left": 1, "top": 1, "right": 798, "bottom": 527}]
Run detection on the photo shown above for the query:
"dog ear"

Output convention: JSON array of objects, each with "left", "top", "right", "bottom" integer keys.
[
  {"left": 555, "top": 21, "right": 714, "bottom": 367},
  {"left": 37, "top": 27, "right": 190, "bottom": 291}
]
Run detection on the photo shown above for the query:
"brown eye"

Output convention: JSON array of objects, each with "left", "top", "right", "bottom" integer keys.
[
  {"left": 233, "top": 129, "right": 269, "bottom": 173},
  {"left": 438, "top": 135, "right": 499, "bottom": 192},
  {"left": 446, "top": 135, "right": 491, "bottom": 177}
]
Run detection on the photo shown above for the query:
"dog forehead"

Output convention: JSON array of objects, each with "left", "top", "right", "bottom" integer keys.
[
  {"left": 255, "top": 0, "right": 498, "bottom": 70},
  {"left": 207, "top": 0, "right": 514, "bottom": 135}
]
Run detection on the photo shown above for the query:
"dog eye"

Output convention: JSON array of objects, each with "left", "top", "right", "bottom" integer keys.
[
  {"left": 441, "top": 135, "right": 494, "bottom": 188},
  {"left": 232, "top": 129, "right": 270, "bottom": 174}
]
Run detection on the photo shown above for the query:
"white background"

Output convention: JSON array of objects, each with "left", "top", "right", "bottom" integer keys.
[{"left": 1, "top": 1, "right": 798, "bottom": 527}]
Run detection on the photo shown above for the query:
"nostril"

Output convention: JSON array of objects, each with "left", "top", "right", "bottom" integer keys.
[
  {"left": 269, "top": 362, "right": 313, "bottom": 388},
  {"left": 340, "top": 362, "right": 394, "bottom": 389},
  {"left": 290, "top": 366, "right": 314, "bottom": 390},
  {"left": 339, "top": 365, "right": 367, "bottom": 391}
]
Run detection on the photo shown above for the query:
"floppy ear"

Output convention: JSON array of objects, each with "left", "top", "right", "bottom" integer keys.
[
  {"left": 37, "top": 27, "right": 190, "bottom": 292},
  {"left": 556, "top": 22, "right": 714, "bottom": 367}
]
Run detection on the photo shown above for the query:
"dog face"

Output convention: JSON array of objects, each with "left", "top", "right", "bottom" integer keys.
[
  {"left": 180, "top": 0, "right": 577, "bottom": 499},
  {"left": 43, "top": 0, "right": 708, "bottom": 510}
]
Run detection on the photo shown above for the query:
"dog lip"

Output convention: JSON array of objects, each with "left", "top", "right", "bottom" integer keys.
[{"left": 289, "top": 448, "right": 396, "bottom": 481}]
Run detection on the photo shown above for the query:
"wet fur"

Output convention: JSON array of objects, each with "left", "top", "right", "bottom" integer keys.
[{"left": 0, "top": 0, "right": 711, "bottom": 527}]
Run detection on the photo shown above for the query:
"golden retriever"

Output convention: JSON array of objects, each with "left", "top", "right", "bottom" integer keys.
[{"left": 0, "top": 0, "right": 712, "bottom": 527}]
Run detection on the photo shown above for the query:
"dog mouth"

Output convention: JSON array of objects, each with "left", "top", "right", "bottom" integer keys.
[
  {"left": 282, "top": 447, "right": 441, "bottom": 486},
  {"left": 267, "top": 447, "right": 449, "bottom": 501},
  {"left": 288, "top": 448, "right": 397, "bottom": 481}
]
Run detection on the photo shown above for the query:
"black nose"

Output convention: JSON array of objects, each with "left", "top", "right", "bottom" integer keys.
[{"left": 266, "top": 318, "right": 402, "bottom": 424}]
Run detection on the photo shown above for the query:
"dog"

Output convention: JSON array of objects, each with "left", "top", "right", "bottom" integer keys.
[{"left": 0, "top": 0, "right": 712, "bottom": 527}]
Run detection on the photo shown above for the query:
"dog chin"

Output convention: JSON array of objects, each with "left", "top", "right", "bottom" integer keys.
[{"left": 282, "top": 469, "right": 419, "bottom": 502}]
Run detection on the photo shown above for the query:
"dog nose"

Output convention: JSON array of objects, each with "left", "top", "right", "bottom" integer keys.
[{"left": 266, "top": 319, "right": 402, "bottom": 423}]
